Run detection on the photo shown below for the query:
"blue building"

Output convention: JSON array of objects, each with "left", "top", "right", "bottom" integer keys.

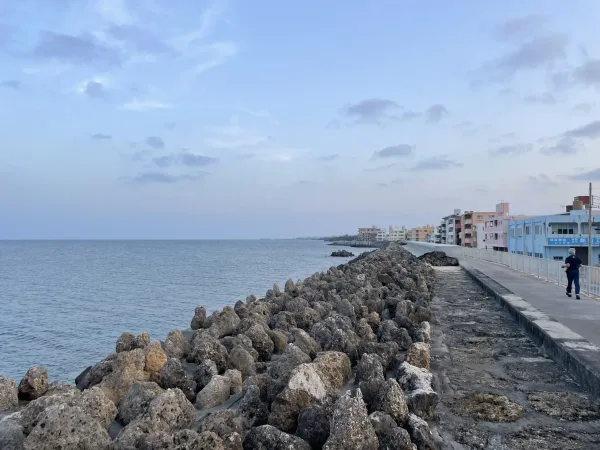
[{"left": 507, "top": 209, "right": 600, "bottom": 264}]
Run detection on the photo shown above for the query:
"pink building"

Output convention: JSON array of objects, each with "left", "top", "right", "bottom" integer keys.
[{"left": 482, "top": 202, "right": 529, "bottom": 251}]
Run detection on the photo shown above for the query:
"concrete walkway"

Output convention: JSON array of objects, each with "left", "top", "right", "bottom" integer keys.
[{"left": 461, "top": 257, "right": 600, "bottom": 348}]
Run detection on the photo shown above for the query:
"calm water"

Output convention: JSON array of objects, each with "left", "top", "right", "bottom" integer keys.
[{"left": 0, "top": 240, "right": 359, "bottom": 383}]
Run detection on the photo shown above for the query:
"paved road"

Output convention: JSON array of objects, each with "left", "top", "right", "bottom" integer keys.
[{"left": 405, "top": 242, "right": 600, "bottom": 348}]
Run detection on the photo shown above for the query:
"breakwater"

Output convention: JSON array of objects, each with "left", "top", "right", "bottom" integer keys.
[{"left": 0, "top": 243, "right": 440, "bottom": 449}]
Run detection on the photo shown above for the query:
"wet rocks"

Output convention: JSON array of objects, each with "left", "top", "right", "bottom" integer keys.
[
  {"left": 0, "top": 377, "right": 18, "bottom": 412},
  {"left": 190, "top": 306, "right": 207, "bottom": 330},
  {"left": 323, "top": 389, "right": 379, "bottom": 450},
  {"left": 296, "top": 403, "right": 332, "bottom": 448},
  {"left": 331, "top": 250, "right": 354, "bottom": 257},
  {"left": 18, "top": 366, "right": 48, "bottom": 401},
  {"left": 453, "top": 393, "right": 524, "bottom": 422}
]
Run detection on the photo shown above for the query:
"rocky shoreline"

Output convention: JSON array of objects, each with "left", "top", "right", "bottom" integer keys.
[{"left": 0, "top": 243, "right": 442, "bottom": 450}]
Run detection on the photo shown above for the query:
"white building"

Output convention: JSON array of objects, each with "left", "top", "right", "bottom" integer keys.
[
  {"left": 442, "top": 209, "right": 461, "bottom": 245},
  {"left": 376, "top": 228, "right": 388, "bottom": 241},
  {"left": 387, "top": 226, "right": 407, "bottom": 242}
]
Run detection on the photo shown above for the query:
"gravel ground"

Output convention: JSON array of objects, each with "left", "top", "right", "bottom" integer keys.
[{"left": 430, "top": 267, "right": 600, "bottom": 450}]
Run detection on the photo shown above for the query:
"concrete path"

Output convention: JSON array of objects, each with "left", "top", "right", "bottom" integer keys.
[{"left": 461, "top": 257, "right": 600, "bottom": 348}]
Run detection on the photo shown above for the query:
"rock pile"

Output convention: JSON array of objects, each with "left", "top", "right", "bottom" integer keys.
[
  {"left": 0, "top": 243, "right": 440, "bottom": 449},
  {"left": 331, "top": 250, "right": 354, "bottom": 257},
  {"left": 417, "top": 251, "right": 459, "bottom": 267}
]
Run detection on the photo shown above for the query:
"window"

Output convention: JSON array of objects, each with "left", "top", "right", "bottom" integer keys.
[
  {"left": 527, "top": 252, "right": 533, "bottom": 257},
  {"left": 550, "top": 223, "right": 576, "bottom": 235},
  {"left": 534, "top": 225, "right": 542, "bottom": 235},
  {"left": 535, "top": 253, "right": 543, "bottom": 258},
  {"left": 509, "top": 228, "right": 515, "bottom": 237},
  {"left": 553, "top": 256, "right": 564, "bottom": 261},
  {"left": 517, "top": 227, "right": 523, "bottom": 236},
  {"left": 477, "top": 215, "right": 483, "bottom": 220},
  {"left": 525, "top": 226, "right": 531, "bottom": 235}
]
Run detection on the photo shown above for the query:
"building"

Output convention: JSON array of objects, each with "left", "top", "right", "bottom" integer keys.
[
  {"left": 507, "top": 197, "right": 600, "bottom": 264},
  {"left": 474, "top": 223, "right": 485, "bottom": 248},
  {"left": 376, "top": 228, "right": 388, "bottom": 242},
  {"left": 482, "top": 202, "right": 529, "bottom": 251},
  {"left": 387, "top": 226, "right": 407, "bottom": 242},
  {"left": 358, "top": 226, "right": 381, "bottom": 242},
  {"left": 461, "top": 211, "right": 497, "bottom": 247},
  {"left": 408, "top": 224, "right": 435, "bottom": 242},
  {"left": 441, "top": 209, "right": 462, "bottom": 245}
]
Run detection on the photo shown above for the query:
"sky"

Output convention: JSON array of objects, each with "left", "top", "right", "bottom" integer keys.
[{"left": 1, "top": 0, "right": 600, "bottom": 239}]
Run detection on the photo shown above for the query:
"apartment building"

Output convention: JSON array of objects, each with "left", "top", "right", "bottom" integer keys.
[
  {"left": 441, "top": 209, "right": 462, "bottom": 245},
  {"left": 358, "top": 226, "right": 381, "bottom": 242},
  {"left": 482, "top": 202, "right": 529, "bottom": 251},
  {"left": 388, "top": 226, "right": 408, "bottom": 242},
  {"left": 461, "top": 211, "right": 496, "bottom": 247},
  {"left": 408, "top": 224, "right": 435, "bottom": 242}
]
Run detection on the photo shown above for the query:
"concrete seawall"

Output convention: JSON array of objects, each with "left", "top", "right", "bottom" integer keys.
[{"left": 405, "top": 242, "right": 600, "bottom": 398}]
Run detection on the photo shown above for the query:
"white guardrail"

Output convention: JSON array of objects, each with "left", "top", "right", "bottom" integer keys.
[{"left": 406, "top": 242, "right": 600, "bottom": 298}]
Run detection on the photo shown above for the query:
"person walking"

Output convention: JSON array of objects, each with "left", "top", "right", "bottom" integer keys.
[{"left": 562, "top": 247, "right": 583, "bottom": 299}]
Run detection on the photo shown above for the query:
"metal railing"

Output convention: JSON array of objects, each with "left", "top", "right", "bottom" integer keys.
[{"left": 406, "top": 242, "right": 600, "bottom": 297}]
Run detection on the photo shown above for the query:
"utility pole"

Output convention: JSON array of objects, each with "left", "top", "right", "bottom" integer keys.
[{"left": 589, "top": 182, "right": 593, "bottom": 267}]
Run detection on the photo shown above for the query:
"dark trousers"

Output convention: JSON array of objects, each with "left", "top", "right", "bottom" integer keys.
[{"left": 567, "top": 270, "right": 580, "bottom": 295}]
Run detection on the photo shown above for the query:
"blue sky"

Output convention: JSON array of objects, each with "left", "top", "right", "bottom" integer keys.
[{"left": 1, "top": 0, "right": 600, "bottom": 238}]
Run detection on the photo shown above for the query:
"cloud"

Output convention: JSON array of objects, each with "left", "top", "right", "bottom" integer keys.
[
  {"left": 131, "top": 150, "right": 151, "bottom": 162},
  {"left": 119, "top": 99, "right": 172, "bottom": 111},
  {"left": 106, "top": 25, "right": 174, "bottom": 56},
  {"left": 569, "top": 169, "right": 600, "bottom": 181},
  {"left": 129, "top": 171, "right": 208, "bottom": 184},
  {"left": 489, "top": 143, "right": 532, "bottom": 156},
  {"left": 541, "top": 137, "right": 582, "bottom": 155},
  {"left": 376, "top": 183, "right": 389, "bottom": 188},
  {"left": 573, "top": 59, "right": 600, "bottom": 88},
  {"left": 425, "top": 104, "right": 449, "bottom": 123},
  {"left": 371, "top": 144, "right": 414, "bottom": 159},
  {"left": 81, "top": 80, "right": 105, "bottom": 98},
  {"left": 91, "top": 133, "right": 112, "bottom": 140},
  {"left": 145, "top": 136, "right": 165, "bottom": 149},
  {"left": 564, "top": 120, "right": 600, "bottom": 139},
  {"left": 573, "top": 102, "right": 594, "bottom": 113},
  {"left": 325, "top": 119, "right": 341, "bottom": 130},
  {"left": 413, "top": 155, "right": 463, "bottom": 171},
  {"left": 363, "top": 163, "right": 396, "bottom": 173},
  {"left": 0, "top": 80, "right": 20, "bottom": 89},
  {"left": 317, "top": 154, "right": 339, "bottom": 162},
  {"left": 31, "top": 31, "right": 122, "bottom": 67},
  {"left": 152, "top": 152, "right": 218, "bottom": 168},
  {"left": 401, "top": 111, "right": 420, "bottom": 121},
  {"left": 479, "top": 34, "right": 569, "bottom": 82},
  {"left": 342, "top": 98, "right": 399, "bottom": 124},
  {"left": 95, "top": 0, "right": 133, "bottom": 25},
  {"left": 455, "top": 121, "right": 472, "bottom": 128},
  {"left": 204, "top": 135, "right": 270, "bottom": 149},
  {"left": 494, "top": 15, "right": 547, "bottom": 42},
  {"left": 523, "top": 92, "right": 556, "bottom": 104},
  {"left": 193, "top": 41, "right": 238, "bottom": 74}
]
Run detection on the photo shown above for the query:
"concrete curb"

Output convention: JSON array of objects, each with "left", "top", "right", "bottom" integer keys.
[{"left": 461, "top": 263, "right": 600, "bottom": 397}]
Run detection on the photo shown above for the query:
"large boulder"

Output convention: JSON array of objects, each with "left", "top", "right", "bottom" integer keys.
[
  {"left": 0, "top": 419, "right": 25, "bottom": 450},
  {"left": 221, "top": 335, "right": 258, "bottom": 361},
  {"left": 195, "top": 410, "right": 244, "bottom": 443},
  {"left": 368, "top": 411, "right": 397, "bottom": 442},
  {"left": 118, "top": 381, "right": 164, "bottom": 425},
  {"left": 99, "top": 348, "right": 150, "bottom": 406},
  {"left": 244, "top": 324, "right": 274, "bottom": 362},
  {"left": 266, "top": 329, "right": 288, "bottom": 354},
  {"left": 323, "top": 389, "right": 379, "bottom": 450},
  {"left": 205, "top": 307, "right": 241, "bottom": 338},
  {"left": 23, "top": 404, "right": 111, "bottom": 450},
  {"left": 194, "top": 360, "right": 219, "bottom": 390},
  {"left": 196, "top": 375, "right": 231, "bottom": 409},
  {"left": 268, "top": 363, "right": 329, "bottom": 432},
  {"left": 190, "top": 306, "right": 207, "bottom": 330},
  {"left": 140, "top": 429, "right": 226, "bottom": 450},
  {"left": 266, "top": 344, "right": 311, "bottom": 402},
  {"left": 377, "top": 320, "right": 412, "bottom": 350},
  {"left": 310, "top": 315, "right": 363, "bottom": 364},
  {"left": 405, "top": 413, "right": 435, "bottom": 450},
  {"left": 158, "top": 358, "right": 196, "bottom": 402},
  {"left": 187, "top": 333, "right": 229, "bottom": 373},
  {"left": 312, "top": 352, "right": 352, "bottom": 389},
  {"left": 164, "top": 329, "right": 190, "bottom": 359},
  {"left": 144, "top": 341, "right": 168, "bottom": 374},
  {"left": 75, "top": 354, "right": 115, "bottom": 390},
  {"left": 0, "top": 377, "right": 18, "bottom": 412},
  {"left": 396, "top": 362, "right": 438, "bottom": 419},
  {"left": 379, "top": 427, "right": 416, "bottom": 450},
  {"left": 290, "top": 328, "right": 322, "bottom": 359},
  {"left": 363, "top": 341, "right": 400, "bottom": 372},
  {"left": 114, "top": 388, "right": 196, "bottom": 449},
  {"left": 405, "top": 343, "right": 430, "bottom": 370},
  {"left": 414, "top": 321, "right": 431, "bottom": 344},
  {"left": 116, "top": 332, "right": 137, "bottom": 353},
  {"left": 242, "top": 425, "right": 310, "bottom": 450},
  {"left": 296, "top": 402, "right": 335, "bottom": 448},
  {"left": 237, "top": 385, "right": 269, "bottom": 430},
  {"left": 355, "top": 354, "right": 385, "bottom": 409},
  {"left": 228, "top": 346, "right": 257, "bottom": 378},
  {"left": 18, "top": 366, "right": 48, "bottom": 401},
  {"left": 373, "top": 379, "right": 409, "bottom": 425}
]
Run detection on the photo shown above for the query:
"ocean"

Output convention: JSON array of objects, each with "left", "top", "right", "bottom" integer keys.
[{"left": 0, "top": 240, "right": 360, "bottom": 383}]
